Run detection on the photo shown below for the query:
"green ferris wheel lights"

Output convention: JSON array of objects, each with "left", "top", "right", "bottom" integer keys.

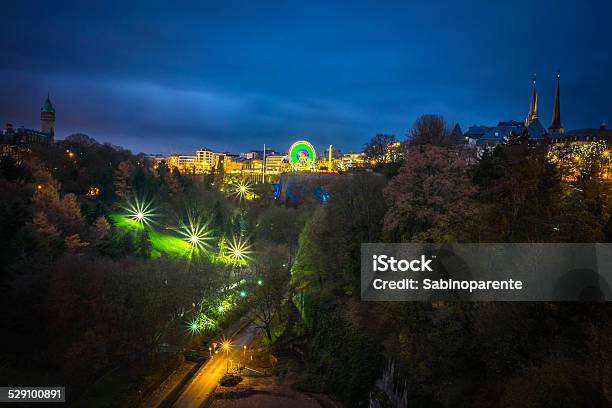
[{"left": 288, "top": 140, "right": 316, "bottom": 171}]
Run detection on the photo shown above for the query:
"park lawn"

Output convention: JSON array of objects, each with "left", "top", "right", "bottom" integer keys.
[
  {"left": 109, "top": 213, "right": 144, "bottom": 230},
  {"left": 148, "top": 229, "right": 191, "bottom": 257},
  {"left": 109, "top": 213, "right": 191, "bottom": 258}
]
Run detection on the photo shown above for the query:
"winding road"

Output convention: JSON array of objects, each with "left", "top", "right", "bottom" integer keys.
[{"left": 171, "top": 323, "right": 259, "bottom": 408}]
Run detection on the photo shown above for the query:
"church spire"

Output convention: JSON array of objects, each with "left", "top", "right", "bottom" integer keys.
[
  {"left": 525, "top": 74, "right": 538, "bottom": 125},
  {"left": 549, "top": 71, "right": 563, "bottom": 133}
]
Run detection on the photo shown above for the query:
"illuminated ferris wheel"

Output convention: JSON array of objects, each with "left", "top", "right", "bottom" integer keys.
[{"left": 288, "top": 140, "right": 316, "bottom": 171}]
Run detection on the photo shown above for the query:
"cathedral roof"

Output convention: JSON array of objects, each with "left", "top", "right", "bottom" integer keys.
[
  {"left": 450, "top": 123, "right": 463, "bottom": 139},
  {"left": 464, "top": 125, "right": 490, "bottom": 139},
  {"left": 497, "top": 120, "right": 523, "bottom": 127},
  {"left": 465, "top": 121, "right": 525, "bottom": 145},
  {"left": 526, "top": 119, "right": 547, "bottom": 138}
]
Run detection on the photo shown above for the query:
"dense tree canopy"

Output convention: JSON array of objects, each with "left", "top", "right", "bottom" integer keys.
[{"left": 1, "top": 114, "right": 611, "bottom": 407}]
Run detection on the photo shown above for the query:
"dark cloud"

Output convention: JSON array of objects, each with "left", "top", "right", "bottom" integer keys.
[{"left": 1, "top": 0, "right": 611, "bottom": 154}]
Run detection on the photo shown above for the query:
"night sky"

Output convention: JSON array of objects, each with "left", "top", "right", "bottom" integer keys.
[{"left": 1, "top": 1, "right": 611, "bottom": 155}]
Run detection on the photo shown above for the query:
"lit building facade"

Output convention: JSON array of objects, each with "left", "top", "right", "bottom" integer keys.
[
  {"left": 164, "top": 140, "right": 344, "bottom": 175},
  {"left": 265, "top": 155, "right": 286, "bottom": 173},
  {"left": 196, "top": 148, "right": 215, "bottom": 168}
]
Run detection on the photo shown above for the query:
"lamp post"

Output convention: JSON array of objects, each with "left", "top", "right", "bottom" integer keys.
[{"left": 222, "top": 341, "right": 230, "bottom": 373}]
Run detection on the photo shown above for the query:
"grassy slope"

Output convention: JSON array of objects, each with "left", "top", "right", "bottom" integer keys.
[{"left": 109, "top": 213, "right": 192, "bottom": 257}]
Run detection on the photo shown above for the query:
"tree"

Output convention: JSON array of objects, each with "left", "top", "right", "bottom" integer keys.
[
  {"left": 364, "top": 134, "right": 396, "bottom": 164},
  {"left": 499, "top": 359, "right": 608, "bottom": 408},
  {"left": 64, "top": 133, "right": 98, "bottom": 146},
  {"left": 164, "top": 169, "right": 184, "bottom": 197},
  {"left": 472, "top": 133, "right": 602, "bottom": 242},
  {"left": 247, "top": 245, "right": 290, "bottom": 341},
  {"left": 291, "top": 174, "right": 387, "bottom": 292},
  {"left": 384, "top": 144, "right": 478, "bottom": 242},
  {"left": 64, "top": 233, "right": 89, "bottom": 251},
  {"left": 255, "top": 205, "right": 307, "bottom": 259},
  {"left": 408, "top": 114, "right": 458, "bottom": 146},
  {"left": 299, "top": 303, "right": 383, "bottom": 406},
  {"left": 136, "top": 230, "right": 152, "bottom": 258},
  {"left": 210, "top": 201, "right": 227, "bottom": 236},
  {"left": 114, "top": 161, "right": 135, "bottom": 199},
  {"left": 0, "top": 155, "right": 29, "bottom": 181},
  {"left": 32, "top": 211, "right": 61, "bottom": 240},
  {"left": 94, "top": 216, "right": 111, "bottom": 238},
  {"left": 212, "top": 160, "right": 225, "bottom": 187},
  {"left": 58, "top": 193, "right": 82, "bottom": 221}
]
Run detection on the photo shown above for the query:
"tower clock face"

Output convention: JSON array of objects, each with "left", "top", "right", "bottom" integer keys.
[{"left": 288, "top": 140, "right": 316, "bottom": 170}]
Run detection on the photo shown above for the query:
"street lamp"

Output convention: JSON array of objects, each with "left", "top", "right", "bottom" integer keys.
[{"left": 222, "top": 341, "right": 231, "bottom": 373}]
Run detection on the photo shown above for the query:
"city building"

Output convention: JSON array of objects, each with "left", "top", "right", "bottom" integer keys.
[
  {"left": 240, "top": 150, "right": 260, "bottom": 160},
  {"left": 464, "top": 120, "right": 529, "bottom": 146},
  {"left": 164, "top": 140, "right": 353, "bottom": 175},
  {"left": 552, "top": 123, "right": 612, "bottom": 145},
  {"left": 240, "top": 148, "right": 281, "bottom": 160},
  {"left": 465, "top": 74, "right": 560, "bottom": 146},
  {"left": 166, "top": 154, "right": 198, "bottom": 173},
  {"left": 1, "top": 95, "right": 55, "bottom": 145},
  {"left": 196, "top": 148, "right": 215, "bottom": 167},
  {"left": 153, "top": 72, "right": 608, "bottom": 177},
  {"left": 339, "top": 152, "right": 367, "bottom": 170},
  {"left": 265, "top": 155, "right": 286, "bottom": 174},
  {"left": 385, "top": 141, "right": 402, "bottom": 162}
]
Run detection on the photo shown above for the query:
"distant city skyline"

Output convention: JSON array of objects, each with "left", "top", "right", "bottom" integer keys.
[{"left": 1, "top": 1, "right": 611, "bottom": 154}]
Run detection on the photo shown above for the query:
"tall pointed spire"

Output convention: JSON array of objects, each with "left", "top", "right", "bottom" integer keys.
[
  {"left": 525, "top": 74, "right": 538, "bottom": 125},
  {"left": 549, "top": 71, "right": 563, "bottom": 133},
  {"left": 41, "top": 93, "right": 55, "bottom": 113}
]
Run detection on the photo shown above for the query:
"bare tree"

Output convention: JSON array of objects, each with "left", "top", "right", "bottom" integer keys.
[
  {"left": 408, "top": 114, "right": 457, "bottom": 146},
  {"left": 364, "top": 134, "right": 396, "bottom": 164}
]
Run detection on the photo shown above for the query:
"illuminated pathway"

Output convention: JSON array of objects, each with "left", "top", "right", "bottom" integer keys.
[{"left": 172, "top": 323, "right": 258, "bottom": 408}]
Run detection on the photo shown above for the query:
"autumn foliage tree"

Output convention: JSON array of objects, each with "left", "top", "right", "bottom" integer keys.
[
  {"left": 384, "top": 144, "right": 478, "bottom": 242},
  {"left": 114, "top": 160, "right": 135, "bottom": 199}
]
